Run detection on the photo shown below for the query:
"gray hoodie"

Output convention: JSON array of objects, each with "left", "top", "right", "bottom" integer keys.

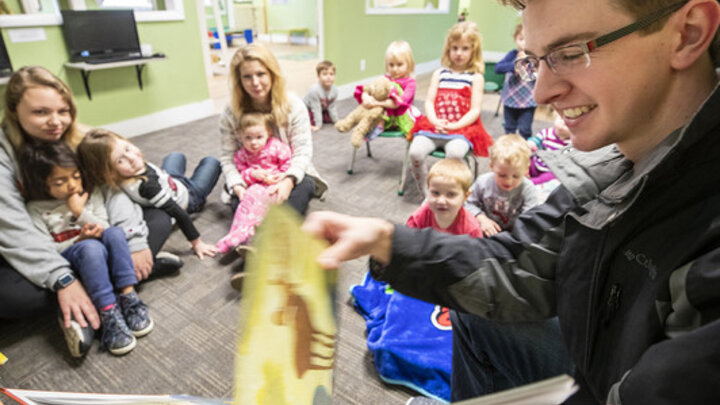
[{"left": 0, "top": 130, "right": 149, "bottom": 291}]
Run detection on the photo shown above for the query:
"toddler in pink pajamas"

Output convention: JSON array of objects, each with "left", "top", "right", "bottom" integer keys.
[{"left": 216, "top": 113, "right": 291, "bottom": 253}]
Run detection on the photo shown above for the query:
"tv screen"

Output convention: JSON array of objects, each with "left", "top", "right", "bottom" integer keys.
[
  {"left": 0, "top": 34, "right": 12, "bottom": 77},
  {"left": 61, "top": 10, "right": 141, "bottom": 61}
]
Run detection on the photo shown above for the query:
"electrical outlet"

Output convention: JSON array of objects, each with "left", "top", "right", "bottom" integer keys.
[{"left": 360, "top": 59, "right": 366, "bottom": 71}]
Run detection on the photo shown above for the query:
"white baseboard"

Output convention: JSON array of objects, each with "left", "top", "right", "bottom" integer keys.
[
  {"left": 103, "top": 99, "right": 215, "bottom": 138},
  {"left": 337, "top": 58, "right": 441, "bottom": 100}
]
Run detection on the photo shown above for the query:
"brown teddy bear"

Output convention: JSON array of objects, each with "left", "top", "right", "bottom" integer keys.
[{"left": 335, "top": 76, "right": 394, "bottom": 148}]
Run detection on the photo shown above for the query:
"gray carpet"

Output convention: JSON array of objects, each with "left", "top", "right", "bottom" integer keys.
[{"left": 0, "top": 97, "right": 549, "bottom": 404}]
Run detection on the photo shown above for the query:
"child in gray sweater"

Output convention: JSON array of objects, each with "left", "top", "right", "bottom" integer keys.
[{"left": 303, "top": 60, "right": 339, "bottom": 132}]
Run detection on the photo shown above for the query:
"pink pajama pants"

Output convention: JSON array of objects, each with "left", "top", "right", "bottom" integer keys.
[{"left": 216, "top": 184, "right": 271, "bottom": 253}]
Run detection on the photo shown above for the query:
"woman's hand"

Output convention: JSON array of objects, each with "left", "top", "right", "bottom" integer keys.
[
  {"left": 233, "top": 185, "right": 246, "bottom": 200},
  {"left": 67, "top": 191, "right": 89, "bottom": 217},
  {"left": 131, "top": 248, "right": 154, "bottom": 281},
  {"left": 268, "top": 177, "right": 294, "bottom": 205},
  {"left": 302, "top": 211, "right": 394, "bottom": 269},
  {"left": 57, "top": 280, "right": 100, "bottom": 330},
  {"left": 191, "top": 238, "right": 218, "bottom": 260}
]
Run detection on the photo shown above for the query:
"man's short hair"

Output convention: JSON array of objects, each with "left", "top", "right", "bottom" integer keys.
[
  {"left": 497, "top": 0, "right": 719, "bottom": 65},
  {"left": 316, "top": 60, "right": 335, "bottom": 76}
]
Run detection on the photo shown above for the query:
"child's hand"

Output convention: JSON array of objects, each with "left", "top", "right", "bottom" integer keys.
[
  {"left": 253, "top": 169, "right": 271, "bottom": 182},
  {"left": 67, "top": 191, "right": 89, "bottom": 217},
  {"left": 527, "top": 140, "right": 538, "bottom": 151},
  {"left": 264, "top": 173, "right": 283, "bottom": 185},
  {"left": 476, "top": 215, "right": 502, "bottom": 237},
  {"left": 361, "top": 93, "right": 377, "bottom": 109},
  {"left": 233, "top": 185, "right": 246, "bottom": 200},
  {"left": 191, "top": 238, "right": 218, "bottom": 260},
  {"left": 76, "top": 223, "right": 104, "bottom": 241},
  {"left": 432, "top": 118, "right": 450, "bottom": 133}
]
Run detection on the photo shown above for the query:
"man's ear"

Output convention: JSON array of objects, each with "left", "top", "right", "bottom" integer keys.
[{"left": 669, "top": 0, "right": 720, "bottom": 70}]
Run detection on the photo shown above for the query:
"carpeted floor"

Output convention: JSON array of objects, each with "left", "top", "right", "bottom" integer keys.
[{"left": 0, "top": 97, "right": 549, "bottom": 404}]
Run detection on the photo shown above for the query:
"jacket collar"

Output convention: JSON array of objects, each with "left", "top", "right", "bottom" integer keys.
[{"left": 544, "top": 73, "right": 720, "bottom": 229}]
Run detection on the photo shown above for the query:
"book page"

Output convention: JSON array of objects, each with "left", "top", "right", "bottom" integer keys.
[
  {"left": 454, "top": 375, "right": 578, "bottom": 405},
  {"left": 233, "top": 205, "right": 336, "bottom": 405}
]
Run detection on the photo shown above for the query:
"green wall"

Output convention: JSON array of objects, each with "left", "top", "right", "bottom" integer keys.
[
  {"left": 324, "top": 0, "right": 458, "bottom": 85},
  {"left": 465, "top": 0, "right": 519, "bottom": 54},
  {"left": 266, "top": 0, "right": 317, "bottom": 38},
  {"left": 1, "top": 0, "right": 210, "bottom": 127}
]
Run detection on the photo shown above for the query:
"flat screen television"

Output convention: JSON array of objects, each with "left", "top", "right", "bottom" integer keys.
[
  {"left": 61, "top": 10, "right": 142, "bottom": 63},
  {"left": 0, "top": 33, "right": 12, "bottom": 77}
]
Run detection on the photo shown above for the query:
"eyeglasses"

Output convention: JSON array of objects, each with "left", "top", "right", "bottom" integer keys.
[{"left": 514, "top": 0, "right": 689, "bottom": 82}]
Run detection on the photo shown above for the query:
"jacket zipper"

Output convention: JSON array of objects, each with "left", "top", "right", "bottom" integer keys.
[{"left": 583, "top": 228, "right": 610, "bottom": 367}]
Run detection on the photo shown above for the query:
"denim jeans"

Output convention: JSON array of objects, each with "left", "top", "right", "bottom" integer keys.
[
  {"left": 503, "top": 106, "right": 536, "bottom": 139},
  {"left": 450, "top": 310, "right": 574, "bottom": 402},
  {"left": 61, "top": 227, "right": 137, "bottom": 309},
  {"left": 161, "top": 152, "right": 221, "bottom": 214}
]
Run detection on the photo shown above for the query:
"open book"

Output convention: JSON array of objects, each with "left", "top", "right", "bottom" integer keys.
[
  {"left": 455, "top": 374, "right": 578, "bottom": 405},
  {"left": 0, "top": 388, "right": 230, "bottom": 405}
]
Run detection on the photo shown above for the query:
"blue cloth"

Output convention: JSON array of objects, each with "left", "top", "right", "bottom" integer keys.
[
  {"left": 61, "top": 226, "right": 137, "bottom": 309},
  {"left": 351, "top": 272, "right": 452, "bottom": 402},
  {"left": 161, "top": 152, "right": 221, "bottom": 214}
]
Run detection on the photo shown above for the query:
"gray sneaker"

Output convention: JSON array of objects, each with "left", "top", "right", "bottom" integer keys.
[
  {"left": 118, "top": 291, "right": 154, "bottom": 337},
  {"left": 100, "top": 305, "right": 136, "bottom": 356},
  {"left": 57, "top": 311, "right": 94, "bottom": 358}
]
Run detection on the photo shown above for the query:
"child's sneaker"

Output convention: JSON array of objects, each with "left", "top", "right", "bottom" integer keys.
[
  {"left": 100, "top": 305, "right": 136, "bottom": 356},
  {"left": 118, "top": 291, "right": 154, "bottom": 337},
  {"left": 57, "top": 310, "right": 94, "bottom": 358}
]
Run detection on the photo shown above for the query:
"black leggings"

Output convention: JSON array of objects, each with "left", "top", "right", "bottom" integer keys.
[
  {"left": 230, "top": 176, "right": 316, "bottom": 216},
  {"left": 0, "top": 207, "right": 172, "bottom": 319}
]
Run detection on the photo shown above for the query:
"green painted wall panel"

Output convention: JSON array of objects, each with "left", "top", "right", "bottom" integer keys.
[
  {"left": 266, "top": 0, "right": 317, "bottom": 38},
  {"left": 465, "top": 0, "right": 519, "bottom": 54},
  {"left": 1, "top": 0, "right": 210, "bottom": 127},
  {"left": 324, "top": 0, "right": 458, "bottom": 85}
]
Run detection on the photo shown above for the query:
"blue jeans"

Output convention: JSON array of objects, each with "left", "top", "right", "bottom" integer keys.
[
  {"left": 61, "top": 227, "right": 137, "bottom": 309},
  {"left": 503, "top": 106, "right": 536, "bottom": 139},
  {"left": 162, "top": 152, "right": 221, "bottom": 214},
  {"left": 450, "top": 310, "right": 574, "bottom": 402}
]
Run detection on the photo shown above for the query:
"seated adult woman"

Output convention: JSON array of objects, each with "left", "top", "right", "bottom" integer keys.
[
  {"left": 0, "top": 66, "right": 180, "bottom": 357},
  {"left": 219, "top": 43, "right": 327, "bottom": 216}
]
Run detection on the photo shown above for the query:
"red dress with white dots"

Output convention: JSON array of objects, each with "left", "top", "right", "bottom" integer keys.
[{"left": 408, "top": 68, "right": 493, "bottom": 157}]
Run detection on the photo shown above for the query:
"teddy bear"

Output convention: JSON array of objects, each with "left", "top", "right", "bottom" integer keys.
[{"left": 335, "top": 76, "right": 394, "bottom": 148}]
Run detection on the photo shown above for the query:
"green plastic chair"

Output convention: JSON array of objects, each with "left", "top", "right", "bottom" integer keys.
[
  {"left": 483, "top": 62, "right": 505, "bottom": 117},
  {"left": 347, "top": 130, "right": 410, "bottom": 195}
]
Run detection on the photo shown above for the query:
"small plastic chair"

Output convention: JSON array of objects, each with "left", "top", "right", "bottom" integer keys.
[
  {"left": 483, "top": 62, "right": 505, "bottom": 117},
  {"left": 347, "top": 130, "right": 411, "bottom": 195}
]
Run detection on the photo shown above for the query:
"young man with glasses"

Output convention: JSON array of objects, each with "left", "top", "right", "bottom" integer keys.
[{"left": 304, "top": 0, "right": 720, "bottom": 403}]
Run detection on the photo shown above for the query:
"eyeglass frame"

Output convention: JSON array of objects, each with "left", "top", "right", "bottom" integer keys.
[{"left": 514, "top": 0, "right": 690, "bottom": 82}]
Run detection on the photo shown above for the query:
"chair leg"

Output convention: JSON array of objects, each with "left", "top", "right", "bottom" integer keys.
[
  {"left": 366, "top": 140, "right": 373, "bottom": 158},
  {"left": 495, "top": 96, "right": 502, "bottom": 117},
  {"left": 398, "top": 143, "right": 410, "bottom": 196},
  {"left": 348, "top": 146, "right": 358, "bottom": 174}
]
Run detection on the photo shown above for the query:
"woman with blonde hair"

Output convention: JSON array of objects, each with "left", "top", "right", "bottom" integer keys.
[{"left": 219, "top": 43, "right": 327, "bottom": 218}]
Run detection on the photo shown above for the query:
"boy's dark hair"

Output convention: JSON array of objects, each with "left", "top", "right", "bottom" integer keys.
[
  {"left": 316, "top": 60, "right": 335, "bottom": 76},
  {"left": 20, "top": 141, "right": 82, "bottom": 201}
]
